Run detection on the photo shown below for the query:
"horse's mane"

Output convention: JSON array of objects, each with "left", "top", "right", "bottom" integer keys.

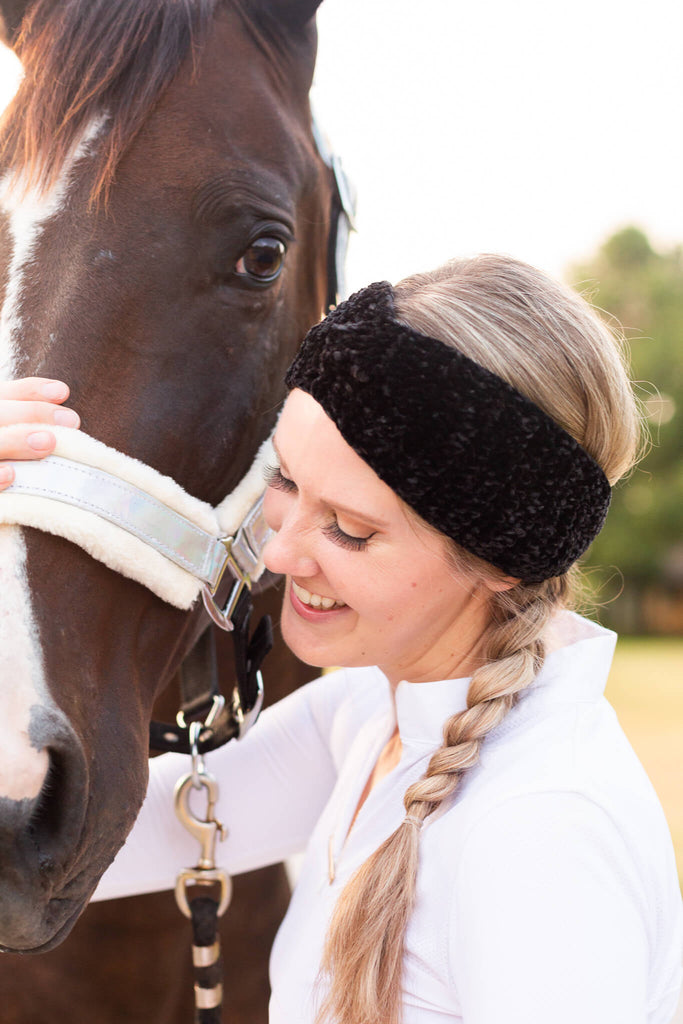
[{"left": 0, "top": 0, "right": 217, "bottom": 204}]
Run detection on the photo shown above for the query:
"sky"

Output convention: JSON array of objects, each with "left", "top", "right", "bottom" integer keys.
[
  {"left": 312, "top": 0, "right": 683, "bottom": 292},
  {"left": 0, "top": 1, "right": 681, "bottom": 294}
]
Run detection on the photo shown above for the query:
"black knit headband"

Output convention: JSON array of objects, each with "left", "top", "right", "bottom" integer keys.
[{"left": 285, "top": 281, "right": 611, "bottom": 582}]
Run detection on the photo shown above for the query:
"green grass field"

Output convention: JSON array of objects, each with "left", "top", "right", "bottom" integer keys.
[{"left": 605, "top": 637, "right": 683, "bottom": 887}]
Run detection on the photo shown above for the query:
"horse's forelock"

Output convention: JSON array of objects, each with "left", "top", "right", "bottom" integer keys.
[{"left": 0, "top": 0, "right": 218, "bottom": 204}]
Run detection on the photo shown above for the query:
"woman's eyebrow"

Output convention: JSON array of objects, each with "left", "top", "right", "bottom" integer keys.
[{"left": 319, "top": 496, "right": 389, "bottom": 530}]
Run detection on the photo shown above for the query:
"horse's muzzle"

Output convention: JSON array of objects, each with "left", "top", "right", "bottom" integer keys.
[{"left": 0, "top": 705, "right": 90, "bottom": 951}]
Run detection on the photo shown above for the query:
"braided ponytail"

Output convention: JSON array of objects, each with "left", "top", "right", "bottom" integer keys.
[
  {"left": 316, "top": 256, "right": 641, "bottom": 1024},
  {"left": 317, "top": 572, "right": 572, "bottom": 1024}
]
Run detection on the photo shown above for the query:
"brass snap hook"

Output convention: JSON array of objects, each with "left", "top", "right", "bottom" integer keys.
[
  {"left": 174, "top": 771, "right": 226, "bottom": 869},
  {"left": 173, "top": 770, "right": 231, "bottom": 919}
]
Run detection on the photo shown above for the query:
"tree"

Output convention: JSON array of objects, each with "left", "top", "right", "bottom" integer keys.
[{"left": 568, "top": 227, "right": 683, "bottom": 632}]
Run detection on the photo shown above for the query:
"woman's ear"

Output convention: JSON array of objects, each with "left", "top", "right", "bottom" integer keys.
[{"left": 483, "top": 574, "right": 520, "bottom": 594}]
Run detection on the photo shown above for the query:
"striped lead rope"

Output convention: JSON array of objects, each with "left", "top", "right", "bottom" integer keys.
[{"left": 190, "top": 896, "right": 224, "bottom": 1024}]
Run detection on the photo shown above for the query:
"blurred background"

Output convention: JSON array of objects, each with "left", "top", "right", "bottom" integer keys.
[{"left": 0, "top": 0, "right": 680, "bottom": 885}]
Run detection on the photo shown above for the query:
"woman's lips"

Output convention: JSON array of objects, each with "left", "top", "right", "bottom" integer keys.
[
  {"left": 289, "top": 580, "right": 350, "bottom": 622},
  {"left": 291, "top": 579, "right": 346, "bottom": 610}
]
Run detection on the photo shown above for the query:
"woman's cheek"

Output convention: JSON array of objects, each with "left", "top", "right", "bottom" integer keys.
[{"left": 262, "top": 487, "right": 284, "bottom": 532}]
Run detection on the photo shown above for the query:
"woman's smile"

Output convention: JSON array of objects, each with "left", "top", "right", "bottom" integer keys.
[
  {"left": 290, "top": 579, "right": 348, "bottom": 612},
  {"left": 288, "top": 580, "right": 352, "bottom": 624}
]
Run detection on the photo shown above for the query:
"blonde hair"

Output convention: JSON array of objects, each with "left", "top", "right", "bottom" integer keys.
[{"left": 317, "top": 255, "right": 641, "bottom": 1024}]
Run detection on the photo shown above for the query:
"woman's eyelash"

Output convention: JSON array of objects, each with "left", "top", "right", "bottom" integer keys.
[
  {"left": 264, "top": 464, "right": 297, "bottom": 492},
  {"left": 264, "top": 466, "right": 374, "bottom": 551},
  {"left": 322, "top": 521, "right": 374, "bottom": 552}
]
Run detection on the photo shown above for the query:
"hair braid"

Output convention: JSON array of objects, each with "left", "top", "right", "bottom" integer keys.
[
  {"left": 403, "top": 574, "right": 570, "bottom": 826},
  {"left": 318, "top": 575, "right": 571, "bottom": 1024}
]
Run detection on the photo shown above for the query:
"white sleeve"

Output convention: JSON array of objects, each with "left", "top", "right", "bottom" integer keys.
[
  {"left": 451, "top": 791, "right": 649, "bottom": 1024},
  {"left": 93, "top": 673, "right": 343, "bottom": 902}
]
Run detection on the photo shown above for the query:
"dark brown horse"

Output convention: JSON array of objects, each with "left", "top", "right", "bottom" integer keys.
[{"left": 0, "top": 0, "right": 335, "bottom": 1019}]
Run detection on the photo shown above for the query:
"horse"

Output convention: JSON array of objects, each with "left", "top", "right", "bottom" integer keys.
[{"left": 0, "top": 0, "right": 339, "bottom": 1019}]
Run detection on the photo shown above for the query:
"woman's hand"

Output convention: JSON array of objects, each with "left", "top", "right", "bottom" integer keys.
[{"left": 0, "top": 378, "right": 80, "bottom": 490}]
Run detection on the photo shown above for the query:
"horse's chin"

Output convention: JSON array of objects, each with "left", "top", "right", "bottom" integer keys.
[{"left": 0, "top": 890, "right": 90, "bottom": 954}]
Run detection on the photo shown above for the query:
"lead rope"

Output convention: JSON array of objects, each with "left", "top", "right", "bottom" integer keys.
[
  {"left": 171, "top": 585, "right": 273, "bottom": 1022},
  {"left": 191, "top": 895, "right": 224, "bottom": 1023},
  {"left": 174, "top": 723, "right": 231, "bottom": 1023}
]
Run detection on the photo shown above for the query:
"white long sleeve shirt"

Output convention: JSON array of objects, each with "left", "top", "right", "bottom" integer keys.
[{"left": 94, "top": 613, "right": 683, "bottom": 1022}]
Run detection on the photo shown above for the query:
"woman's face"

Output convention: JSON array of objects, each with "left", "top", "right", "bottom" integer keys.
[{"left": 262, "top": 390, "right": 496, "bottom": 685}]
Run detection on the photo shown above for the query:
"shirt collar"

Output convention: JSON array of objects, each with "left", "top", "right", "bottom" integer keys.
[{"left": 388, "top": 611, "right": 617, "bottom": 750}]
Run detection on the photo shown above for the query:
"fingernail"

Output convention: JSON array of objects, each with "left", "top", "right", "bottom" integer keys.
[
  {"left": 0, "top": 466, "right": 13, "bottom": 484},
  {"left": 41, "top": 381, "right": 68, "bottom": 401},
  {"left": 53, "top": 408, "right": 80, "bottom": 428},
  {"left": 27, "top": 431, "right": 54, "bottom": 451}
]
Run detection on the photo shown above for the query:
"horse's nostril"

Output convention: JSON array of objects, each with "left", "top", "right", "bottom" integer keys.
[
  {"left": 28, "top": 749, "right": 67, "bottom": 856},
  {"left": 0, "top": 714, "right": 90, "bottom": 951},
  {"left": 11, "top": 713, "right": 90, "bottom": 881}
]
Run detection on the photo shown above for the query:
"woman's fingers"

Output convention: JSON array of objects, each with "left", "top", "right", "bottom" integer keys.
[
  {"left": 0, "top": 378, "right": 79, "bottom": 425},
  {"left": 0, "top": 426, "right": 59, "bottom": 489},
  {"left": 0, "top": 380, "right": 79, "bottom": 428},
  {"left": 0, "top": 377, "right": 70, "bottom": 403},
  {"left": 0, "top": 379, "right": 78, "bottom": 490},
  {"left": 0, "top": 424, "right": 57, "bottom": 457},
  {"left": 0, "top": 399, "right": 80, "bottom": 428}
]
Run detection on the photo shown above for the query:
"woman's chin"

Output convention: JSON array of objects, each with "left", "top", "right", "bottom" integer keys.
[
  {"left": 279, "top": 605, "right": 342, "bottom": 670},
  {"left": 280, "top": 618, "right": 331, "bottom": 669}
]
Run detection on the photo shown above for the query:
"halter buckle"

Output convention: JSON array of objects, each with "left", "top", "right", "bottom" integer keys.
[
  {"left": 175, "top": 693, "right": 225, "bottom": 736},
  {"left": 202, "top": 539, "right": 251, "bottom": 633},
  {"left": 202, "top": 497, "right": 272, "bottom": 632},
  {"left": 230, "top": 670, "right": 264, "bottom": 739}
]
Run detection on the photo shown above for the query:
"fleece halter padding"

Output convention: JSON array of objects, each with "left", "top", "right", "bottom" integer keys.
[
  {"left": 286, "top": 281, "right": 611, "bottom": 582},
  {"left": 0, "top": 425, "right": 274, "bottom": 609}
]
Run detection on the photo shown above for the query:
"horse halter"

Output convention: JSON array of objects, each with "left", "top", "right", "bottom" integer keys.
[{"left": 0, "top": 426, "right": 275, "bottom": 744}]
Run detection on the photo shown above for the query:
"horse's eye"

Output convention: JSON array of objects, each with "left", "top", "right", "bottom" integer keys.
[{"left": 235, "top": 237, "right": 286, "bottom": 282}]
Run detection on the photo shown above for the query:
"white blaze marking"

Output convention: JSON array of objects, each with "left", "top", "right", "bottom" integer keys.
[
  {"left": 0, "top": 118, "right": 105, "bottom": 799},
  {"left": 0, "top": 116, "right": 106, "bottom": 377},
  {"left": 0, "top": 530, "right": 49, "bottom": 799}
]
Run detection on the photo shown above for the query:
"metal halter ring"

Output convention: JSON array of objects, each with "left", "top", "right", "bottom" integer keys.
[
  {"left": 175, "top": 693, "right": 226, "bottom": 734},
  {"left": 202, "top": 573, "right": 251, "bottom": 634},
  {"left": 175, "top": 867, "right": 232, "bottom": 921}
]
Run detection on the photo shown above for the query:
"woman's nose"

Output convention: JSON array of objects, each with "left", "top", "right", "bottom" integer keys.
[
  {"left": 262, "top": 524, "right": 319, "bottom": 578},
  {"left": 262, "top": 492, "right": 318, "bottom": 577}
]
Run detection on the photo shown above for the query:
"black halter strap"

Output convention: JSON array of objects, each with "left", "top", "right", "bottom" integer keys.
[{"left": 149, "top": 591, "right": 272, "bottom": 755}]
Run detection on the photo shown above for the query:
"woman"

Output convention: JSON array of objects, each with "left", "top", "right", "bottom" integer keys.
[{"left": 1, "top": 256, "right": 681, "bottom": 1023}]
